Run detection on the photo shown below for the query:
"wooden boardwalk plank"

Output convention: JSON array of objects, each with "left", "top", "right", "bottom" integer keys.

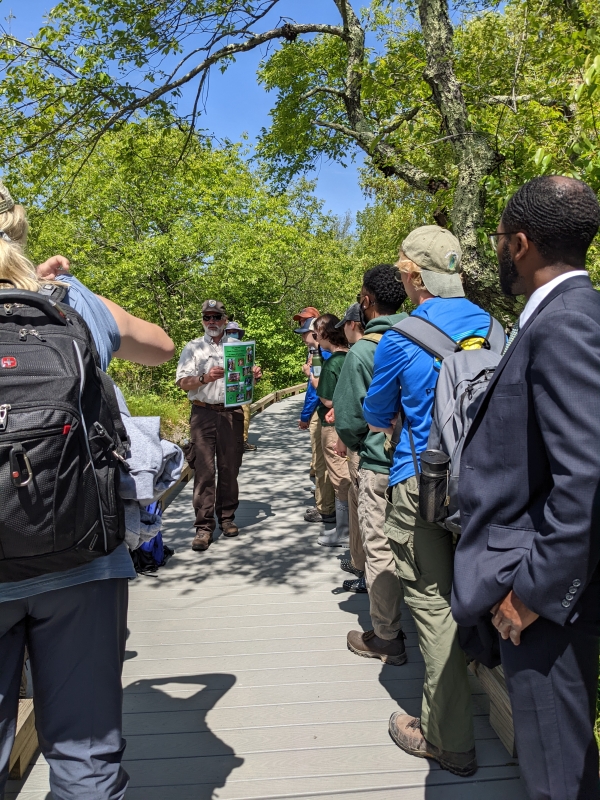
[{"left": 11, "top": 395, "right": 525, "bottom": 799}]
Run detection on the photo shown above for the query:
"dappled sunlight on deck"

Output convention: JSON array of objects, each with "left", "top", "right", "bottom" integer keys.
[{"left": 9, "top": 395, "right": 526, "bottom": 800}]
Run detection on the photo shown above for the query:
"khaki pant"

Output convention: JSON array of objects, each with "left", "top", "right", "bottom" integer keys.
[
  {"left": 309, "top": 413, "right": 335, "bottom": 515},
  {"left": 243, "top": 404, "right": 251, "bottom": 442},
  {"left": 385, "top": 476, "right": 474, "bottom": 753},
  {"left": 357, "top": 468, "right": 403, "bottom": 640},
  {"left": 347, "top": 450, "right": 366, "bottom": 572},
  {"left": 321, "top": 424, "right": 350, "bottom": 503}
]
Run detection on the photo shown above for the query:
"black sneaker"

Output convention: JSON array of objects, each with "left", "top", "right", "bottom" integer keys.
[
  {"left": 243, "top": 441, "right": 257, "bottom": 452},
  {"left": 343, "top": 576, "right": 368, "bottom": 593},
  {"left": 340, "top": 559, "right": 364, "bottom": 578}
]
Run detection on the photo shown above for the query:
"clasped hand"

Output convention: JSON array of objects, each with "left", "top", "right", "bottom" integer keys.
[{"left": 490, "top": 590, "right": 539, "bottom": 646}]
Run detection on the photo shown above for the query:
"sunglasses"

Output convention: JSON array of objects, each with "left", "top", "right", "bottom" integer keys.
[{"left": 203, "top": 314, "right": 224, "bottom": 322}]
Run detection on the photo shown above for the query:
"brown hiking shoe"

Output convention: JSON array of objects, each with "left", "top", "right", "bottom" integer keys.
[
  {"left": 347, "top": 629, "right": 407, "bottom": 666},
  {"left": 221, "top": 521, "right": 239, "bottom": 537},
  {"left": 388, "top": 713, "right": 478, "bottom": 777},
  {"left": 191, "top": 530, "right": 213, "bottom": 551}
]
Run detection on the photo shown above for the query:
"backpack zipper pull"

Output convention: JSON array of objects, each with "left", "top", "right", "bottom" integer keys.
[
  {"left": 0, "top": 404, "right": 11, "bottom": 431},
  {"left": 19, "top": 328, "right": 46, "bottom": 342},
  {"left": 4, "top": 303, "right": 13, "bottom": 315}
]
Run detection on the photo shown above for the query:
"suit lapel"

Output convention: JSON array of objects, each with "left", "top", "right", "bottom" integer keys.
[{"left": 467, "top": 274, "right": 593, "bottom": 439}]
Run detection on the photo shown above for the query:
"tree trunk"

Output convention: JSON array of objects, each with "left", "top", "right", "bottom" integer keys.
[{"left": 417, "top": 0, "right": 516, "bottom": 318}]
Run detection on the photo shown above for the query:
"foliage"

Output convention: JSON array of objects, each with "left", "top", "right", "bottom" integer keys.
[
  {"left": 3, "top": 0, "right": 598, "bottom": 315},
  {"left": 121, "top": 390, "right": 190, "bottom": 444},
  {"left": 10, "top": 123, "right": 360, "bottom": 398}
]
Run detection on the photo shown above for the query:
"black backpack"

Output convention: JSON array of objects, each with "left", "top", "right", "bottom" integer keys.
[{"left": 0, "top": 288, "right": 128, "bottom": 582}]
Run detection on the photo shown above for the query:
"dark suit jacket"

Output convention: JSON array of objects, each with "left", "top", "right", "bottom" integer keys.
[{"left": 452, "top": 274, "right": 600, "bottom": 628}]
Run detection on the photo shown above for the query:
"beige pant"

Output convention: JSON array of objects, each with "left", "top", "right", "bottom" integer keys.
[
  {"left": 357, "top": 468, "right": 403, "bottom": 640},
  {"left": 243, "top": 404, "right": 251, "bottom": 442},
  {"left": 321, "top": 424, "right": 350, "bottom": 503},
  {"left": 309, "top": 413, "right": 335, "bottom": 515},
  {"left": 348, "top": 451, "right": 366, "bottom": 571}
]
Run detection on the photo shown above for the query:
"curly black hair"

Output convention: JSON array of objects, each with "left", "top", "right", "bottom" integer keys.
[
  {"left": 314, "top": 313, "right": 348, "bottom": 348},
  {"left": 502, "top": 176, "right": 600, "bottom": 266},
  {"left": 362, "top": 263, "right": 407, "bottom": 314}
]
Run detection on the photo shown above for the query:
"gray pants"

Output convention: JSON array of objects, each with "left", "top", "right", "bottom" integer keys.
[{"left": 0, "top": 579, "right": 129, "bottom": 800}]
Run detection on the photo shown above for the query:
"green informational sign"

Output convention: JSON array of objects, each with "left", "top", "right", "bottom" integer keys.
[{"left": 223, "top": 340, "right": 256, "bottom": 407}]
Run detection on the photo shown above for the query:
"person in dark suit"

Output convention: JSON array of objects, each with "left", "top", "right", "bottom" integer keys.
[{"left": 452, "top": 176, "right": 600, "bottom": 800}]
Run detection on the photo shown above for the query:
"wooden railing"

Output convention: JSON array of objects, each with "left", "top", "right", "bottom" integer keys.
[
  {"left": 160, "top": 382, "right": 306, "bottom": 510},
  {"left": 248, "top": 382, "right": 306, "bottom": 417}
]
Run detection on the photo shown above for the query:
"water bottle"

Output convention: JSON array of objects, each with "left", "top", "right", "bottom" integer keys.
[
  {"left": 312, "top": 352, "right": 323, "bottom": 377},
  {"left": 419, "top": 449, "right": 450, "bottom": 523}
]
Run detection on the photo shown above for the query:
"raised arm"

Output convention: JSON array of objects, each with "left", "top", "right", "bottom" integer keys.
[{"left": 99, "top": 296, "right": 175, "bottom": 366}]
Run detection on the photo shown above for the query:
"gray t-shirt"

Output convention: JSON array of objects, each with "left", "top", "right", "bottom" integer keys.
[{"left": 0, "top": 276, "right": 136, "bottom": 603}]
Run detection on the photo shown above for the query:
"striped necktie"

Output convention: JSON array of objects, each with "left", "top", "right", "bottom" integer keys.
[{"left": 503, "top": 321, "right": 519, "bottom": 355}]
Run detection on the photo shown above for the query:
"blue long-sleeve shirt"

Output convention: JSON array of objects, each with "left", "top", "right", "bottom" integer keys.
[
  {"left": 300, "top": 349, "right": 331, "bottom": 422},
  {"left": 363, "top": 297, "right": 491, "bottom": 486}
]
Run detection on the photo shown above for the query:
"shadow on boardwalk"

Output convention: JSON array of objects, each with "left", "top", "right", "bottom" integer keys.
[
  {"left": 143, "top": 398, "right": 336, "bottom": 595},
  {"left": 121, "top": 674, "right": 243, "bottom": 799}
]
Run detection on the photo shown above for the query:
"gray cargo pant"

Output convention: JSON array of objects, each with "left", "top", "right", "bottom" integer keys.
[{"left": 0, "top": 579, "right": 129, "bottom": 799}]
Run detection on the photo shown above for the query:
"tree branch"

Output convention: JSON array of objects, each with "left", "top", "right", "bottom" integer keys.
[
  {"left": 378, "top": 106, "right": 421, "bottom": 137},
  {"left": 300, "top": 86, "right": 347, "bottom": 102}
]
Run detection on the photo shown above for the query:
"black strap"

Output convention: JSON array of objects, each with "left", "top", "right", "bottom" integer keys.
[
  {"left": 98, "top": 371, "right": 130, "bottom": 451},
  {"left": 39, "top": 283, "right": 69, "bottom": 304}
]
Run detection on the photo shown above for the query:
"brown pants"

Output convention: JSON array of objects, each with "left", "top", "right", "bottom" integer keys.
[
  {"left": 321, "top": 424, "right": 350, "bottom": 503},
  {"left": 309, "top": 413, "right": 335, "bottom": 515},
  {"left": 348, "top": 450, "right": 366, "bottom": 572},
  {"left": 188, "top": 405, "right": 244, "bottom": 533}
]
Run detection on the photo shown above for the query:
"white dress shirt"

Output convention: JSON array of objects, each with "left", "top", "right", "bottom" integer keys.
[
  {"left": 175, "top": 333, "right": 239, "bottom": 404},
  {"left": 519, "top": 270, "right": 589, "bottom": 329}
]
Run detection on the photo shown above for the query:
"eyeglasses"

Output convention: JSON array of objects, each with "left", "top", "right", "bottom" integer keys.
[
  {"left": 203, "top": 314, "right": 223, "bottom": 322},
  {"left": 488, "top": 231, "right": 524, "bottom": 249}
]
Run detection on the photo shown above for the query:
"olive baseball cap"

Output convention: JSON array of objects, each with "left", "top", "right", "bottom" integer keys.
[
  {"left": 401, "top": 225, "right": 464, "bottom": 298},
  {"left": 202, "top": 299, "right": 227, "bottom": 315}
]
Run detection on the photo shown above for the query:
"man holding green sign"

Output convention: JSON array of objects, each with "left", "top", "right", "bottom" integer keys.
[{"left": 176, "top": 299, "right": 262, "bottom": 552}]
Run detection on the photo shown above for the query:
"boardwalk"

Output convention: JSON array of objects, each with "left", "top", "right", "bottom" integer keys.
[{"left": 10, "top": 395, "right": 526, "bottom": 800}]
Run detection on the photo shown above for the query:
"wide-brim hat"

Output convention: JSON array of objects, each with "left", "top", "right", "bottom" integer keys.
[{"left": 401, "top": 225, "right": 464, "bottom": 298}]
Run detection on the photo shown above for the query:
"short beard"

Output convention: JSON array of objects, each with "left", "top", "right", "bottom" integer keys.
[
  {"left": 498, "top": 239, "right": 521, "bottom": 296},
  {"left": 204, "top": 324, "right": 222, "bottom": 338}
]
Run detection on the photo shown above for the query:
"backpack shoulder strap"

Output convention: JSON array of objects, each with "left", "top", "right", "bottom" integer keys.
[
  {"left": 98, "top": 370, "right": 130, "bottom": 451},
  {"left": 392, "top": 316, "right": 457, "bottom": 361},
  {"left": 486, "top": 316, "right": 506, "bottom": 354},
  {"left": 361, "top": 332, "right": 384, "bottom": 344},
  {"left": 39, "top": 283, "right": 69, "bottom": 304}
]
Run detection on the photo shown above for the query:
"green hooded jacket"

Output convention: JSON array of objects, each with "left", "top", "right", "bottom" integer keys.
[{"left": 332, "top": 312, "right": 407, "bottom": 474}]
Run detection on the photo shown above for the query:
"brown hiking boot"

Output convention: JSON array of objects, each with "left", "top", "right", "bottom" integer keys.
[
  {"left": 347, "top": 629, "right": 407, "bottom": 666},
  {"left": 388, "top": 713, "right": 478, "bottom": 777},
  {"left": 191, "top": 530, "right": 213, "bottom": 551},
  {"left": 221, "top": 521, "right": 239, "bottom": 537}
]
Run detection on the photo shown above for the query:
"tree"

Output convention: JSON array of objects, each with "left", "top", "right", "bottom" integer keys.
[
  {"left": 11, "top": 123, "right": 359, "bottom": 396},
  {"left": 1, "top": 0, "right": 599, "bottom": 315}
]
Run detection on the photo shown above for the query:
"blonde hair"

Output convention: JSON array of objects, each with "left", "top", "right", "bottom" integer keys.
[
  {"left": 396, "top": 251, "right": 425, "bottom": 290},
  {"left": 0, "top": 187, "right": 42, "bottom": 292}
]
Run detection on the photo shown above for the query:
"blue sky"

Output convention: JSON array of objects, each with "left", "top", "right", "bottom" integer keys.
[{"left": 6, "top": 0, "right": 367, "bottom": 220}]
